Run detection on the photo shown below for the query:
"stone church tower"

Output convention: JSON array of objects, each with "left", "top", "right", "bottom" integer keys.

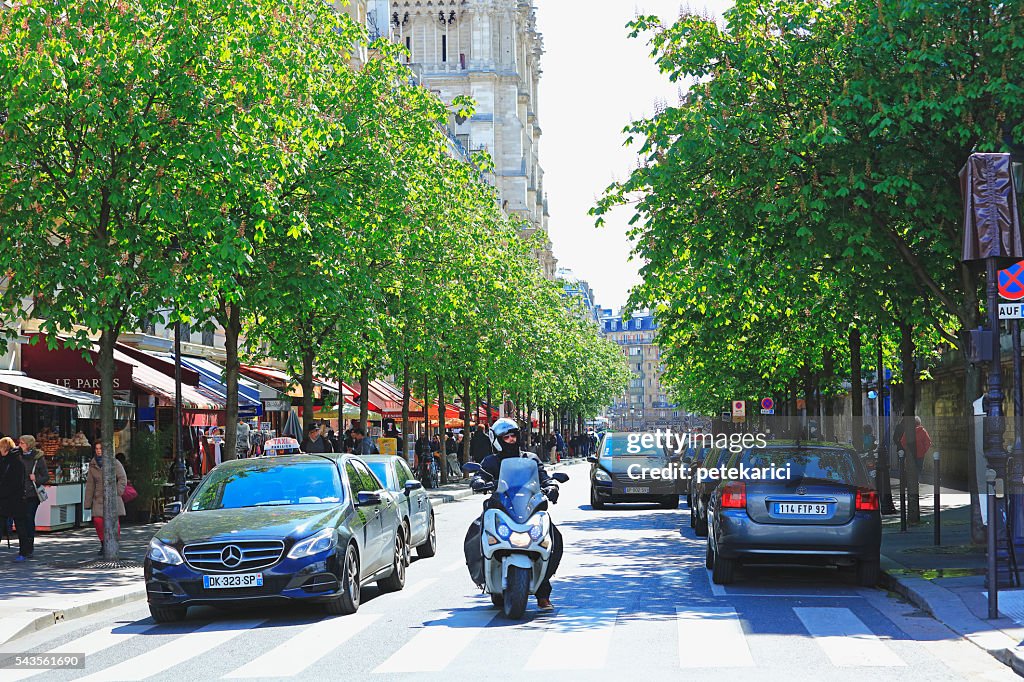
[{"left": 386, "top": 0, "right": 556, "bottom": 279}]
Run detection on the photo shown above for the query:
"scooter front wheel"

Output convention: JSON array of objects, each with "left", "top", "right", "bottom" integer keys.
[
  {"left": 490, "top": 593, "right": 504, "bottom": 608},
  {"left": 503, "top": 566, "right": 531, "bottom": 619}
]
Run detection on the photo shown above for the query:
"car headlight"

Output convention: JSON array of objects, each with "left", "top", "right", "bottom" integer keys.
[
  {"left": 287, "top": 528, "right": 338, "bottom": 559},
  {"left": 594, "top": 468, "right": 612, "bottom": 483},
  {"left": 147, "top": 539, "right": 184, "bottom": 566}
]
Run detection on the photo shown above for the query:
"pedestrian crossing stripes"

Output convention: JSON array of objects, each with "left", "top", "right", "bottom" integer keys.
[
  {"left": 223, "top": 614, "right": 380, "bottom": 679},
  {"left": 524, "top": 609, "right": 618, "bottom": 670},
  {"left": 676, "top": 607, "right": 754, "bottom": 668},
  {"left": 76, "top": 619, "right": 265, "bottom": 682},
  {"left": 6, "top": 605, "right": 916, "bottom": 679},
  {"left": 373, "top": 609, "right": 496, "bottom": 673},
  {"left": 794, "top": 607, "right": 906, "bottom": 667}
]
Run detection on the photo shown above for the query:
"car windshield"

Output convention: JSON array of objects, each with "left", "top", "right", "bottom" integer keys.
[
  {"left": 365, "top": 462, "right": 395, "bottom": 491},
  {"left": 737, "top": 448, "right": 864, "bottom": 486},
  {"left": 189, "top": 461, "right": 345, "bottom": 511},
  {"left": 602, "top": 435, "right": 662, "bottom": 457}
]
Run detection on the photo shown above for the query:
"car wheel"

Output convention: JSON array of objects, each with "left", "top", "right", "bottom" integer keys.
[
  {"left": 325, "top": 544, "right": 360, "bottom": 615},
  {"left": 401, "top": 522, "right": 412, "bottom": 566},
  {"left": 149, "top": 604, "right": 186, "bottom": 623},
  {"left": 689, "top": 504, "right": 696, "bottom": 528},
  {"left": 378, "top": 531, "right": 407, "bottom": 593},
  {"left": 705, "top": 539, "right": 714, "bottom": 570},
  {"left": 590, "top": 487, "right": 605, "bottom": 510},
  {"left": 660, "top": 495, "right": 679, "bottom": 510},
  {"left": 685, "top": 493, "right": 692, "bottom": 509},
  {"left": 695, "top": 507, "right": 709, "bottom": 537},
  {"left": 857, "top": 558, "right": 880, "bottom": 587},
  {"left": 711, "top": 546, "right": 736, "bottom": 585},
  {"left": 417, "top": 512, "right": 437, "bottom": 559}
]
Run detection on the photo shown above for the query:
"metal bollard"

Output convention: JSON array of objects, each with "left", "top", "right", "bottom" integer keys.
[
  {"left": 934, "top": 451, "right": 941, "bottom": 546},
  {"left": 898, "top": 449, "right": 907, "bottom": 532},
  {"left": 988, "top": 468, "right": 998, "bottom": 619}
]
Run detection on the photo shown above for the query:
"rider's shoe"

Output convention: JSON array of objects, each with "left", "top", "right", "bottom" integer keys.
[{"left": 536, "top": 598, "right": 554, "bottom": 611}]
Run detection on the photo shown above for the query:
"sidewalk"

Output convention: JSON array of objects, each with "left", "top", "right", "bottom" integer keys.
[
  {"left": 879, "top": 478, "right": 1024, "bottom": 675},
  {"left": 0, "top": 460, "right": 582, "bottom": 645}
]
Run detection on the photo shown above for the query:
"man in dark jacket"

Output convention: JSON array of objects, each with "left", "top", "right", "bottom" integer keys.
[
  {"left": 469, "top": 425, "right": 491, "bottom": 463},
  {"left": 15, "top": 436, "right": 48, "bottom": 561},
  {"left": 351, "top": 424, "right": 379, "bottom": 456},
  {"left": 301, "top": 424, "right": 332, "bottom": 454}
]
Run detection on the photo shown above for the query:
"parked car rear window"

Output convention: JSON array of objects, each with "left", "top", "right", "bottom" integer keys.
[
  {"left": 190, "top": 462, "right": 344, "bottom": 510},
  {"left": 731, "top": 448, "right": 864, "bottom": 485}
]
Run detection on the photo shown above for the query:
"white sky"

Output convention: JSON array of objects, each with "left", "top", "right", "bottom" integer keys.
[{"left": 536, "top": 0, "right": 733, "bottom": 312}]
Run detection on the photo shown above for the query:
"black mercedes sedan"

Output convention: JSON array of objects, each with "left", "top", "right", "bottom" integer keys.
[
  {"left": 144, "top": 454, "right": 405, "bottom": 622},
  {"left": 706, "top": 444, "right": 882, "bottom": 586}
]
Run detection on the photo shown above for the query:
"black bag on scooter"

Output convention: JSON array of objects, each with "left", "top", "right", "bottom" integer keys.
[{"left": 464, "top": 516, "right": 485, "bottom": 586}]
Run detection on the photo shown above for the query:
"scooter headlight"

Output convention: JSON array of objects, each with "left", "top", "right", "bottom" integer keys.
[{"left": 510, "top": 532, "right": 532, "bottom": 548}]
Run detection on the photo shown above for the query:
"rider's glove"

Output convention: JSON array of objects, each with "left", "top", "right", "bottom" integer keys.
[{"left": 471, "top": 477, "right": 493, "bottom": 493}]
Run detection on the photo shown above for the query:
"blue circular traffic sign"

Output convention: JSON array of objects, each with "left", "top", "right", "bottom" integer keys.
[{"left": 761, "top": 397, "right": 774, "bottom": 411}]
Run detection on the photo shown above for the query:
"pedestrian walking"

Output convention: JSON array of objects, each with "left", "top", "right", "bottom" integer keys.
[
  {"left": 470, "top": 425, "right": 490, "bottom": 464},
  {"left": 351, "top": 424, "right": 379, "bottom": 456},
  {"left": 14, "top": 435, "right": 48, "bottom": 562},
  {"left": 899, "top": 416, "right": 932, "bottom": 474},
  {"left": 84, "top": 442, "right": 127, "bottom": 555},
  {"left": 301, "top": 423, "right": 332, "bottom": 453},
  {"left": 0, "top": 437, "right": 25, "bottom": 553},
  {"left": 237, "top": 419, "right": 251, "bottom": 458}
]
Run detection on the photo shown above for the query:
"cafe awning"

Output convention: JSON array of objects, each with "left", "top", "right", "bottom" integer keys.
[{"left": 0, "top": 372, "right": 135, "bottom": 420}]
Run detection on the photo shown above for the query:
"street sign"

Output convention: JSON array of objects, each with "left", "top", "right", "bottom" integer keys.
[
  {"left": 732, "top": 401, "right": 745, "bottom": 417},
  {"left": 760, "top": 409, "right": 775, "bottom": 415},
  {"left": 761, "top": 398, "right": 774, "bottom": 411},
  {"left": 721, "top": 412, "right": 732, "bottom": 423},
  {"left": 796, "top": 398, "right": 807, "bottom": 410},
  {"left": 999, "top": 302, "right": 1024, "bottom": 320},
  {"left": 999, "top": 261, "right": 1024, "bottom": 301}
]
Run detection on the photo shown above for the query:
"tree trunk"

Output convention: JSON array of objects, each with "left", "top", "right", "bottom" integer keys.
[
  {"left": 422, "top": 372, "right": 430, "bottom": 434},
  {"left": 402, "top": 362, "right": 411, "bottom": 459},
  {"left": 301, "top": 348, "right": 315, "bottom": 432},
  {"left": 486, "top": 382, "right": 492, "bottom": 425},
  {"left": 901, "top": 320, "right": 920, "bottom": 523},
  {"left": 359, "top": 364, "right": 370, "bottom": 427},
  {"left": 822, "top": 349, "right": 836, "bottom": 442},
  {"left": 437, "top": 375, "right": 447, "bottom": 485},
  {"left": 850, "top": 327, "right": 863, "bottom": 452},
  {"left": 526, "top": 395, "right": 534, "bottom": 449},
  {"left": 97, "top": 329, "right": 120, "bottom": 559},
  {"left": 222, "top": 302, "right": 241, "bottom": 461},
  {"left": 463, "top": 375, "right": 472, "bottom": 465}
]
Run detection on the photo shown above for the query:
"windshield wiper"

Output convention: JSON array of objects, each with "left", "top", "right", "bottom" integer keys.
[{"left": 251, "top": 501, "right": 293, "bottom": 507}]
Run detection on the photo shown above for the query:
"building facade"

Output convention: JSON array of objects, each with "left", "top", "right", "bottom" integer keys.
[
  {"left": 600, "top": 308, "right": 681, "bottom": 431},
  {"left": 387, "top": 0, "right": 556, "bottom": 278},
  {"left": 557, "top": 268, "right": 601, "bottom": 324}
]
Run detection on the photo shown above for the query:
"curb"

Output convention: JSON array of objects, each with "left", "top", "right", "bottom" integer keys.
[
  {"left": 879, "top": 556, "right": 1024, "bottom": 677},
  {"left": 1, "top": 584, "right": 146, "bottom": 646}
]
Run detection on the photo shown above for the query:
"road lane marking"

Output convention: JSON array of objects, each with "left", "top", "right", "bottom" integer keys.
[
  {"left": 525, "top": 609, "right": 618, "bottom": 670},
  {"left": 395, "top": 577, "right": 439, "bottom": 600},
  {"left": 676, "top": 607, "right": 753, "bottom": 667},
  {"left": 794, "top": 607, "right": 905, "bottom": 667},
  {"left": 0, "top": 624, "right": 155, "bottom": 682},
  {"left": 373, "top": 609, "right": 496, "bottom": 673},
  {"left": 223, "top": 614, "right": 379, "bottom": 678},
  {"left": 76, "top": 619, "right": 265, "bottom": 681}
]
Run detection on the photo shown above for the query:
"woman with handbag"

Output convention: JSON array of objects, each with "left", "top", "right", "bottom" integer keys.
[
  {"left": 15, "top": 435, "right": 48, "bottom": 562},
  {"left": 84, "top": 443, "right": 127, "bottom": 555}
]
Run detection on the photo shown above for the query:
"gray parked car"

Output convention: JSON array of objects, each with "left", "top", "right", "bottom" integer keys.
[
  {"left": 706, "top": 444, "right": 881, "bottom": 586},
  {"left": 363, "top": 455, "right": 437, "bottom": 561}
]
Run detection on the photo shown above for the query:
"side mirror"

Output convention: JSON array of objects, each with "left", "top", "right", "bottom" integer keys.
[
  {"left": 162, "top": 502, "right": 181, "bottom": 520},
  {"left": 404, "top": 480, "right": 423, "bottom": 495},
  {"left": 552, "top": 472, "right": 569, "bottom": 483},
  {"left": 586, "top": 456, "right": 598, "bottom": 464},
  {"left": 462, "top": 462, "right": 483, "bottom": 474},
  {"left": 356, "top": 491, "right": 382, "bottom": 506}
]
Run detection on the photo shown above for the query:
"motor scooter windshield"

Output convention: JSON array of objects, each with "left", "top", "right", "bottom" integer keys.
[{"left": 497, "top": 457, "right": 543, "bottom": 524}]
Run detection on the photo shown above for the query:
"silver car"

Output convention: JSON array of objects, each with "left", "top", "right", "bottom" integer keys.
[{"left": 363, "top": 455, "right": 437, "bottom": 562}]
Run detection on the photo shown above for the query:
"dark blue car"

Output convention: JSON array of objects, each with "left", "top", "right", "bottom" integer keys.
[
  {"left": 144, "top": 454, "right": 405, "bottom": 622},
  {"left": 706, "top": 444, "right": 881, "bottom": 586}
]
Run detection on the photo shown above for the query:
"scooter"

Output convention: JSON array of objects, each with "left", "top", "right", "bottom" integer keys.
[{"left": 464, "top": 459, "right": 568, "bottom": 619}]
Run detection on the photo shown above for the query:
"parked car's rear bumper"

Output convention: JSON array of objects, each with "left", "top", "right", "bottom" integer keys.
[{"left": 713, "top": 509, "right": 881, "bottom": 561}]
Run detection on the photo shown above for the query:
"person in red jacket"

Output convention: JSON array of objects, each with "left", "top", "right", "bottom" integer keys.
[{"left": 899, "top": 416, "right": 932, "bottom": 474}]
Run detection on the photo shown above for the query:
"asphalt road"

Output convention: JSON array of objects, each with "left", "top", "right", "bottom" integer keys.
[{"left": 0, "top": 460, "right": 1015, "bottom": 681}]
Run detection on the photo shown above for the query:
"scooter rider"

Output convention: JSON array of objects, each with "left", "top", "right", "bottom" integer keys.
[{"left": 476, "top": 417, "right": 563, "bottom": 611}]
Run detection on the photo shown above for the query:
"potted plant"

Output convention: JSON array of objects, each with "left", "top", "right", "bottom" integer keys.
[{"left": 125, "top": 430, "right": 170, "bottom": 523}]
